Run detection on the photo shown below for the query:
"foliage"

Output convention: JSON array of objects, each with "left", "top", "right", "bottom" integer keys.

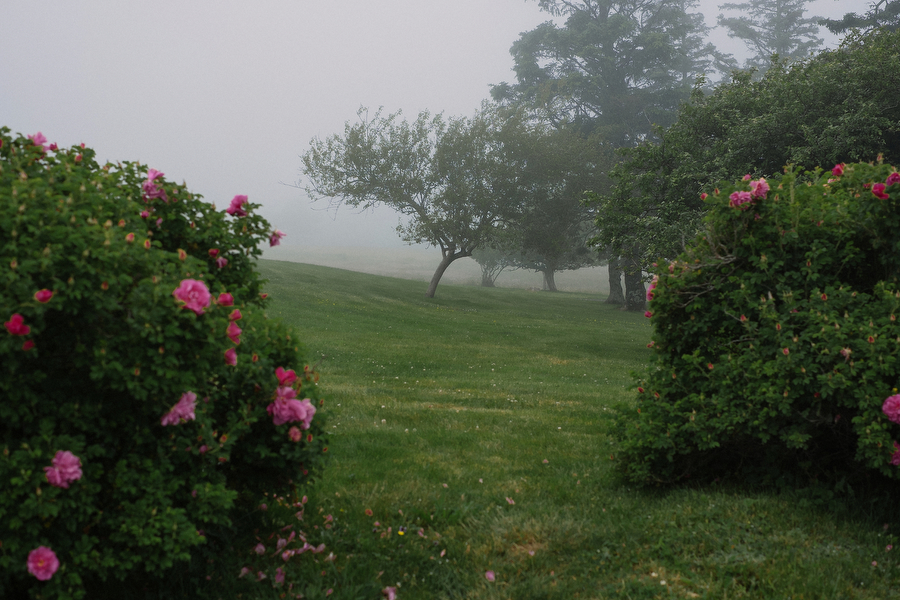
[
  {"left": 0, "top": 128, "right": 329, "bottom": 599},
  {"left": 820, "top": 0, "right": 900, "bottom": 34},
  {"left": 593, "top": 28, "right": 900, "bottom": 270},
  {"left": 500, "top": 127, "right": 608, "bottom": 291},
  {"left": 616, "top": 162, "right": 900, "bottom": 486},
  {"left": 300, "top": 105, "right": 528, "bottom": 298},
  {"left": 492, "top": 0, "right": 733, "bottom": 143},
  {"left": 717, "top": 0, "right": 824, "bottom": 73}
]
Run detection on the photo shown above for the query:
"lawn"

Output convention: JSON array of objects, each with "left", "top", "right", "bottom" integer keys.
[{"left": 255, "top": 259, "right": 899, "bottom": 600}]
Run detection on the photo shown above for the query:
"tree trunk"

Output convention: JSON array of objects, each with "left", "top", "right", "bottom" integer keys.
[
  {"left": 481, "top": 272, "right": 496, "bottom": 287},
  {"left": 426, "top": 250, "right": 467, "bottom": 298},
  {"left": 605, "top": 256, "right": 625, "bottom": 305},
  {"left": 623, "top": 250, "right": 646, "bottom": 311},
  {"left": 542, "top": 269, "right": 558, "bottom": 292}
]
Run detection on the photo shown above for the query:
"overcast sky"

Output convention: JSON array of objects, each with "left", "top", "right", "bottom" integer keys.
[{"left": 2, "top": 0, "right": 859, "bottom": 255}]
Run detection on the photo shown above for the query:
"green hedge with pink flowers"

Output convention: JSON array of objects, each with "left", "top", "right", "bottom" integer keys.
[
  {"left": 617, "top": 160, "right": 900, "bottom": 485},
  {"left": 0, "top": 128, "right": 329, "bottom": 599}
]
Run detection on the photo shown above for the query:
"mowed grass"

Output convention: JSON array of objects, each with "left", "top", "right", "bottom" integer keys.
[{"left": 257, "top": 259, "right": 899, "bottom": 600}]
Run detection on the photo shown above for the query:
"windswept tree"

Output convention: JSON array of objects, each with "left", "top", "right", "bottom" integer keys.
[
  {"left": 717, "top": 0, "right": 823, "bottom": 72},
  {"left": 300, "top": 105, "right": 526, "bottom": 298}
]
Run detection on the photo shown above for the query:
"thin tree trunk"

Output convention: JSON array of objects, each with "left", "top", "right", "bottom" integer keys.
[
  {"left": 623, "top": 249, "right": 646, "bottom": 311},
  {"left": 606, "top": 256, "right": 625, "bottom": 305},
  {"left": 542, "top": 269, "right": 558, "bottom": 292},
  {"left": 481, "top": 272, "right": 496, "bottom": 287},
  {"left": 426, "top": 249, "right": 468, "bottom": 298}
]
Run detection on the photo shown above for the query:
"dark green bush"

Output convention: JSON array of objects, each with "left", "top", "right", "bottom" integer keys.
[
  {"left": 617, "top": 160, "right": 900, "bottom": 485},
  {"left": 0, "top": 128, "right": 329, "bottom": 598}
]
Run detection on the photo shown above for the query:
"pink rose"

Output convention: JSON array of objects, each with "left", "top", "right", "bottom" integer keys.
[
  {"left": 224, "top": 347, "right": 237, "bottom": 366},
  {"left": 28, "top": 132, "right": 48, "bottom": 151},
  {"left": 34, "top": 289, "right": 53, "bottom": 303},
  {"left": 887, "top": 172, "right": 900, "bottom": 186},
  {"left": 226, "top": 195, "right": 249, "bottom": 217},
  {"left": 228, "top": 309, "right": 242, "bottom": 321},
  {"left": 4, "top": 313, "right": 31, "bottom": 336},
  {"left": 267, "top": 393, "right": 316, "bottom": 427},
  {"left": 217, "top": 293, "right": 234, "bottom": 306},
  {"left": 485, "top": 570, "right": 496, "bottom": 582},
  {"left": 288, "top": 426, "right": 302, "bottom": 442},
  {"left": 832, "top": 163, "right": 844, "bottom": 177},
  {"left": 275, "top": 367, "right": 297, "bottom": 386},
  {"left": 140, "top": 210, "right": 150, "bottom": 219},
  {"left": 147, "top": 168, "right": 165, "bottom": 182},
  {"left": 644, "top": 311, "right": 652, "bottom": 318},
  {"left": 883, "top": 395, "right": 900, "bottom": 424},
  {"left": 43, "top": 450, "right": 83, "bottom": 489},
  {"left": 270, "top": 230, "right": 286, "bottom": 247},
  {"left": 275, "top": 567, "right": 285, "bottom": 584},
  {"left": 729, "top": 190, "right": 753, "bottom": 209},
  {"left": 172, "top": 279, "right": 211, "bottom": 315},
  {"left": 254, "top": 543, "right": 266, "bottom": 555},
  {"left": 208, "top": 248, "right": 220, "bottom": 258},
  {"left": 873, "top": 183, "right": 889, "bottom": 200},
  {"left": 892, "top": 442, "right": 900, "bottom": 466},
  {"left": 216, "top": 257, "right": 228, "bottom": 269},
  {"left": 161, "top": 391, "right": 197, "bottom": 426},
  {"left": 383, "top": 587, "right": 398, "bottom": 600},
  {"left": 226, "top": 321, "right": 242, "bottom": 345},
  {"left": 27, "top": 546, "right": 59, "bottom": 581},
  {"left": 749, "top": 177, "right": 769, "bottom": 199},
  {"left": 22, "top": 340, "right": 35, "bottom": 351}
]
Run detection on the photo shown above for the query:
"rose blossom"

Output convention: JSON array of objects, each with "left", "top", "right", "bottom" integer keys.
[
  {"left": 288, "top": 426, "right": 302, "bottom": 442},
  {"left": 749, "top": 177, "right": 769, "bottom": 199},
  {"left": 892, "top": 442, "right": 900, "bottom": 466},
  {"left": 267, "top": 389, "right": 316, "bottom": 427},
  {"left": 226, "top": 195, "right": 249, "bottom": 217},
  {"left": 729, "top": 190, "right": 753, "bottom": 209},
  {"left": 43, "top": 451, "right": 83, "bottom": 488},
  {"left": 226, "top": 321, "right": 242, "bottom": 345},
  {"left": 161, "top": 391, "right": 197, "bottom": 426},
  {"left": 147, "top": 168, "right": 164, "bottom": 182},
  {"left": 216, "top": 257, "right": 228, "bottom": 269},
  {"left": 883, "top": 394, "right": 900, "bottom": 424},
  {"left": 4, "top": 313, "right": 30, "bottom": 336},
  {"left": 208, "top": 248, "right": 220, "bottom": 258},
  {"left": 28, "top": 132, "right": 48, "bottom": 151},
  {"left": 832, "top": 163, "right": 844, "bottom": 177},
  {"left": 275, "top": 367, "right": 297, "bottom": 386},
  {"left": 270, "top": 230, "right": 286, "bottom": 247},
  {"left": 172, "top": 279, "right": 211, "bottom": 315},
  {"left": 34, "top": 289, "right": 53, "bottom": 303},
  {"left": 224, "top": 347, "right": 237, "bottom": 366},
  {"left": 873, "top": 183, "right": 889, "bottom": 199},
  {"left": 887, "top": 172, "right": 900, "bottom": 186},
  {"left": 217, "top": 293, "right": 234, "bottom": 307},
  {"left": 27, "top": 546, "right": 59, "bottom": 581}
]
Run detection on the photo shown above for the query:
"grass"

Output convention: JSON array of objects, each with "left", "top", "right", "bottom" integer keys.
[{"left": 255, "top": 259, "right": 900, "bottom": 599}]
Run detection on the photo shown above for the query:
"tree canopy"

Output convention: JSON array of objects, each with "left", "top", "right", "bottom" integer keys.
[
  {"left": 592, "top": 28, "right": 900, "bottom": 270},
  {"left": 717, "top": 0, "right": 823, "bottom": 72},
  {"left": 491, "top": 0, "right": 730, "bottom": 144},
  {"left": 820, "top": 0, "right": 900, "bottom": 34},
  {"left": 300, "top": 105, "right": 529, "bottom": 297}
]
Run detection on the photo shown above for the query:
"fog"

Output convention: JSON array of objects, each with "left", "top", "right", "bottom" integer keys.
[{"left": 1, "top": 0, "right": 855, "bottom": 287}]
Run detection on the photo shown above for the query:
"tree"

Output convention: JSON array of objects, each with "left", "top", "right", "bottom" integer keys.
[
  {"left": 592, "top": 28, "right": 900, "bottom": 271},
  {"left": 717, "top": 0, "right": 823, "bottom": 72},
  {"left": 491, "top": 0, "right": 732, "bottom": 144},
  {"left": 502, "top": 127, "right": 608, "bottom": 291},
  {"left": 472, "top": 243, "right": 520, "bottom": 287},
  {"left": 820, "top": 0, "right": 900, "bottom": 34},
  {"left": 300, "top": 105, "right": 525, "bottom": 298}
]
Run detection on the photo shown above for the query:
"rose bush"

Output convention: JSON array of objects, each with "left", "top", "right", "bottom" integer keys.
[
  {"left": 0, "top": 128, "right": 329, "bottom": 598},
  {"left": 617, "top": 160, "right": 900, "bottom": 485}
]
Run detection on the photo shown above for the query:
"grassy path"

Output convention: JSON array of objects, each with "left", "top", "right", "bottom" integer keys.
[{"left": 258, "top": 259, "right": 898, "bottom": 599}]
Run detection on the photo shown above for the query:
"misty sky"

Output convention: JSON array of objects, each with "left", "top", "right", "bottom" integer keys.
[{"left": 2, "top": 0, "right": 857, "bottom": 256}]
